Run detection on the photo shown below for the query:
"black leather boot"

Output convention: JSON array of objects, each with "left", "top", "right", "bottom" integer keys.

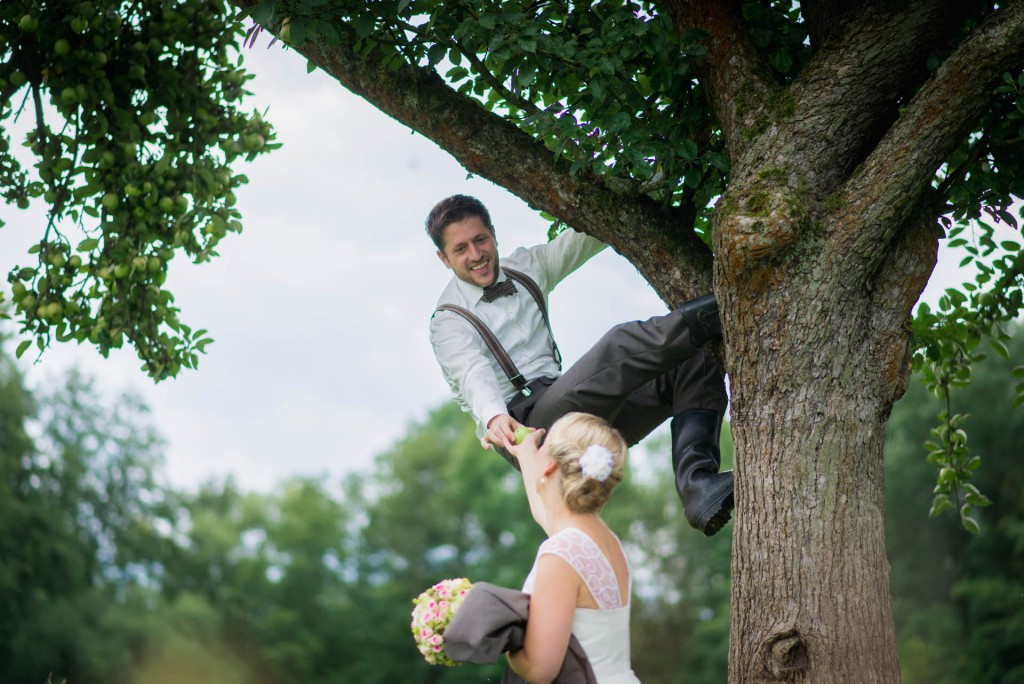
[
  {"left": 677, "top": 294, "right": 721, "bottom": 347},
  {"left": 672, "top": 408, "right": 734, "bottom": 536}
]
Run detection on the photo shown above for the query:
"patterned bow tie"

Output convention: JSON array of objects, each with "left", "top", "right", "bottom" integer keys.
[{"left": 482, "top": 279, "right": 518, "bottom": 302}]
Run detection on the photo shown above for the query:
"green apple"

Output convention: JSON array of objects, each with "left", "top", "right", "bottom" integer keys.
[{"left": 514, "top": 426, "right": 532, "bottom": 445}]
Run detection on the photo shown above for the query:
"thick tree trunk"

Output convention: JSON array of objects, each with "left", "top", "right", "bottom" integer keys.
[
  {"left": 715, "top": 192, "right": 937, "bottom": 681},
  {"left": 729, "top": 401, "right": 896, "bottom": 682},
  {"left": 725, "top": 305, "right": 901, "bottom": 681}
]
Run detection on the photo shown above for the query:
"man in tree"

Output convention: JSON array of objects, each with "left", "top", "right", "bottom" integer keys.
[{"left": 427, "top": 194, "right": 733, "bottom": 536}]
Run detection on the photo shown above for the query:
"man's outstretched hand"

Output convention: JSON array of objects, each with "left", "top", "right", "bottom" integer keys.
[{"left": 483, "top": 413, "right": 522, "bottom": 450}]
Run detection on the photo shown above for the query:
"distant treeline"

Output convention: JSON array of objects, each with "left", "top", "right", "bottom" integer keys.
[{"left": 1, "top": 329, "right": 1021, "bottom": 684}]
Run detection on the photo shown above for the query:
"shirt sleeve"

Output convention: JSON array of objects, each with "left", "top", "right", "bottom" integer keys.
[
  {"left": 429, "top": 310, "right": 509, "bottom": 432},
  {"left": 529, "top": 229, "right": 606, "bottom": 293}
]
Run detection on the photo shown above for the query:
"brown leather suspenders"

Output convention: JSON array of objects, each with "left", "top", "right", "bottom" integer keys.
[{"left": 434, "top": 268, "right": 561, "bottom": 397}]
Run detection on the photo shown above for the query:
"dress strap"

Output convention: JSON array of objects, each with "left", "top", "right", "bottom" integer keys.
[{"left": 537, "top": 527, "right": 626, "bottom": 610}]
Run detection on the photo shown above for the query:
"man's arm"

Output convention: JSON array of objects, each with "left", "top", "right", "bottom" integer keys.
[
  {"left": 430, "top": 311, "right": 522, "bottom": 449},
  {"left": 529, "top": 229, "right": 606, "bottom": 293}
]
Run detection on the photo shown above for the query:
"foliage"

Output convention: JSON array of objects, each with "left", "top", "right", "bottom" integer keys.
[
  {"left": 3, "top": 2, "right": 1022, "bottom": 542},
  {"left": 0, "top": 343, "right": 173, "bottom": 684},
  {"left": 0, "top": 0, "right": 276, "bottom": 379},
  {"left": 886, "top": 323, "right": 1024, "bottom": 683},
  {"left": 249, "top": 0, "right": 713, "bottom": 201}
]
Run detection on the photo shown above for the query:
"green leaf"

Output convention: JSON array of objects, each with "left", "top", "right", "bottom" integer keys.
[
  {"left": 960, "top": 515, "right": 980, "bottom": 535},
  {"left": 15, "top": 340, "right": 31, "bottom": 359},
  {"left": 427, "top": 43, "right": 446, "bottom": 66},
  {"left": 678, "top": 139, "right": 698, "bottom": 160},
  {"left": 929, "top": 494, "right": 953, "bottom": 517},
  {"left": 990, "top": 339, "right": 1010, "bottom": 359}
]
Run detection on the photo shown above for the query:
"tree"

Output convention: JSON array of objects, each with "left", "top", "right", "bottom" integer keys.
[
  {"left": 1, "top": 0, "right": 276, "bottom": 378},
  {"left": 232, "top": 2, "right": 1024, "bottom": 681},
  {"left": 5, "top": 1, "right": 1024, "bottom": 681},
  {"left": 350, "top": 401, "right": 540, "bottom": 683},
  {"left": 0, "top": 343, "right": 177, "bottom": 684}
]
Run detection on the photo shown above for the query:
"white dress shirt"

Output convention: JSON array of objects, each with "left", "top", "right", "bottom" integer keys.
[{"left": 430, "top": 229, "right": 606, "bottom": 437}]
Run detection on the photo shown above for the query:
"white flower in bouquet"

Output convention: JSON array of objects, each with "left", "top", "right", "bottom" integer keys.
[{"left": 410, "top": 577, "right": 473, "bottom": 666}]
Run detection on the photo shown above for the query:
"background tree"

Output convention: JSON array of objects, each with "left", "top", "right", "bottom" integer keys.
[
  {"left": 884, "top": 323, "right": 1024, "bottom": 684},
  {"left": 0, "top": 347, "right": 175, "bottom": 684},
  {"left": 1, "top": 330, "right": 1021, "bottom": 682}
]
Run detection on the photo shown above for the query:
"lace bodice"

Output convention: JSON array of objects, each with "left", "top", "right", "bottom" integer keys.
[{"left": 523, "top": 527, "right": 629, "bottom": 609}]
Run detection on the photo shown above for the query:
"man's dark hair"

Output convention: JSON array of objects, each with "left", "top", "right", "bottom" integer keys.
[{"left": 425, "top": 194, "right": 495, "bottom": 251}]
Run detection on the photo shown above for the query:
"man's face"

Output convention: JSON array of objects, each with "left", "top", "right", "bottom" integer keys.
[{"left": 436, "top": 215, "right": 499, "bottom": 288}]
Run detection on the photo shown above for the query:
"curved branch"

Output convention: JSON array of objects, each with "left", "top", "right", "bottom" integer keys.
[
  {"left": 785, "top": 0, "right": 965, "bottom": 199},
  {"left": 659, "top": 0, "right": 775, "bottom": 162},
  {"left": 239, "top": 10, "right": 715, "bottom": 300},
  {"left": 835, "top": 0, "right": 1024, "bottom": 273},
  {"left": 800, "top": 0, "right": 866, "bottom": 49}
]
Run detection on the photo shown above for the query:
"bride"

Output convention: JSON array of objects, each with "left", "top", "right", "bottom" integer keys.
[{"left": 504, "top": 412, "right": 642, "bottom": 684}]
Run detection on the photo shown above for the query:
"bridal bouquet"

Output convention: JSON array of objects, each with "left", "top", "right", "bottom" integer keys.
[{"left": 410, "top": 577, "right": 473, "bottom": 666}]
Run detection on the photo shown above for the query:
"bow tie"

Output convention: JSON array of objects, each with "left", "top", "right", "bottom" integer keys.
[{"left": 482, "top": 279, "right": 518, "bottom": 302}]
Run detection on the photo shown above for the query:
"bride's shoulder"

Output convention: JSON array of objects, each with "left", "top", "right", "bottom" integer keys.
[{"left": 540, "top": 526, "right": 599, "bottom": 554}]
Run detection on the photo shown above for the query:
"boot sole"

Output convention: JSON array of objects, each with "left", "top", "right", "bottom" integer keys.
[{"left": 697, "top": 489, "right": 734, "bottom": 537}]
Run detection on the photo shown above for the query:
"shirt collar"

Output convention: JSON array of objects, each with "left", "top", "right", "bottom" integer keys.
[{"left": 453, "top": 266, "right": 508, "bottom": 304}]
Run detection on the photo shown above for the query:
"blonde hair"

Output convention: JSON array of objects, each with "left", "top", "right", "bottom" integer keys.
[{"left": 546, "top": 413, "right": 628, "bottom": 514}]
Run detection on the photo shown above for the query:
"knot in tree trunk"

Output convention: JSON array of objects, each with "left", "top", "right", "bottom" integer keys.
[{"left": 765, "top": 631, "right": 809, "bottom": 680}]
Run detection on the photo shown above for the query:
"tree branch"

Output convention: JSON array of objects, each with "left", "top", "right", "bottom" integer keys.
[
  {"left": 835, "top": 0, "right": 1024, "bottom": 274},
  {"left": 800, "top": 0, "right": 866, "bottom": 49},
  {"left": 658, "top": 0, "right": 775, "bottom": 163},
  {"left": 236, "top": 7, "right": 715, "bottom": 301},
  {"left": 783, "top": 0, "right": 965, "bottom": 200}
]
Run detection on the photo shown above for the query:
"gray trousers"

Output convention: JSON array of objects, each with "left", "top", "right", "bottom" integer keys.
[{"left": 506, "top": 308, "right": 727, "bottom": 448}]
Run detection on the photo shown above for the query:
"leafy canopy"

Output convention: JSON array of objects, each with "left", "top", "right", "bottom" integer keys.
[{"left": 1, "top": 0, "right": 276, "bottom": 379}]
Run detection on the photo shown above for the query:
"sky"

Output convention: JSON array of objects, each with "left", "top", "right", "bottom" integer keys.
[{"left": 0, "top": 37, "right": 999, "bottom": 492}]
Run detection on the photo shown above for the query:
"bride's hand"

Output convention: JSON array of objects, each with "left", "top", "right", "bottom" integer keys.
[
  {"left": 505, "top": 427, "right": 545, "bottom": 478},
  {"left": 504, "top": 426, "right": 543, "bottom": 455}
]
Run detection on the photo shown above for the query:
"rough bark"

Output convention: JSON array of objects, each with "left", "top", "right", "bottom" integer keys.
[
  {"left": 661, "top": 0, "right": 775, "bottom": 163},
  {"left": 708, "top": 3, "right": 1024, "bottom": 681}
]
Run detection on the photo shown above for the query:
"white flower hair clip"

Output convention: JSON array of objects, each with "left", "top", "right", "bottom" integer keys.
[{"left": 579, "top": 445, "right": 615, "bottom": 482}]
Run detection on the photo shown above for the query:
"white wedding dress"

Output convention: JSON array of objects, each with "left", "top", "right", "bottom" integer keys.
[{"left": 523, "top": 527, "right": 642, "bottom": 684}]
